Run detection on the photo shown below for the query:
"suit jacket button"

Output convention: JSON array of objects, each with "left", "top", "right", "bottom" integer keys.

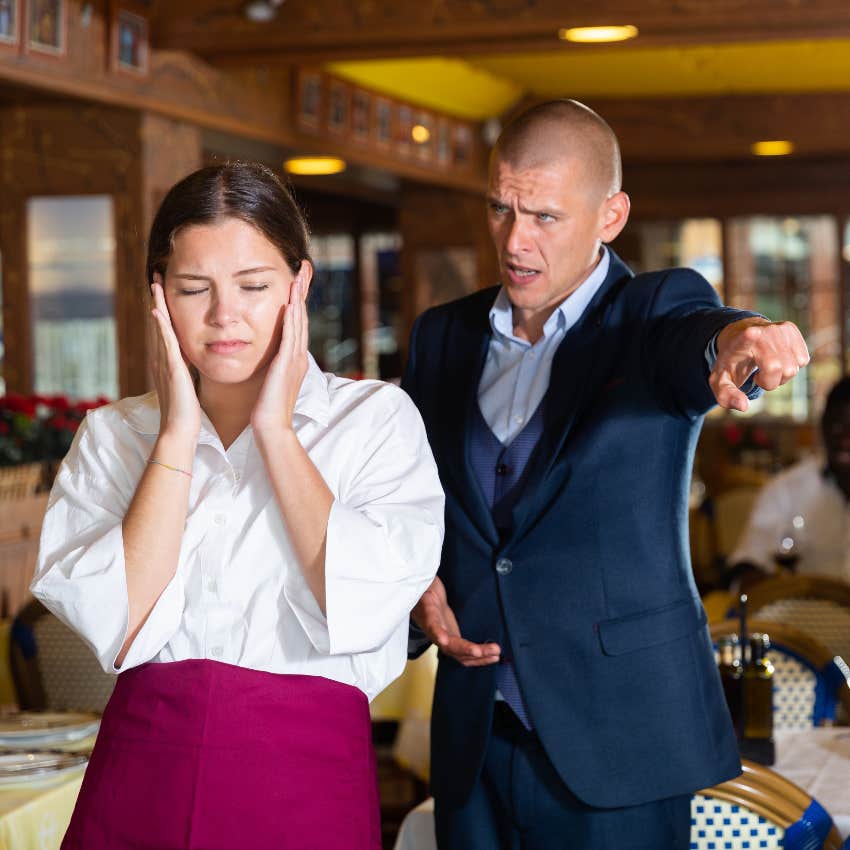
[{"left": 495, "top": 558, "right": 513, "bottom": 575}]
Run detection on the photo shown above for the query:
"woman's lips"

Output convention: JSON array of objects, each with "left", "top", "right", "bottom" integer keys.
[{"left": 206, "top": 340, "right": 249, "bottom": 354}]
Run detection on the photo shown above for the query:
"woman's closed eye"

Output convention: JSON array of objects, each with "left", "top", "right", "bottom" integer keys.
[{"left": 241, "top": 284, "right": 269, "bottom": 292}]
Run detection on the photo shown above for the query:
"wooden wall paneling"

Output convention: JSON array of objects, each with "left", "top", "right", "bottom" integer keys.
[
  {"left": 589, "top": 94, "right": 850, "bottom": 164},
  {"left": 398, "top": 181, "right": 497, "bottom": 350},
  {"left": 623, "top": 158, "right": 850, "bottom": 220},
  {"left": 0, "top": 6, "right": 490, "bottom": 193},
  {"left": 0, "top": 101, "right": 145, "bottom": 396}
]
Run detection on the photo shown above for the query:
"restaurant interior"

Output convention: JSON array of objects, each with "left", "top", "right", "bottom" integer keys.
[{"left": 2, "top": 1, "right": 850, "bottom": 848}]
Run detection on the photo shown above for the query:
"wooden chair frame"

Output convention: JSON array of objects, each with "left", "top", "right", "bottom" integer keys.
[
  {"left": 698, "top": 759, "right": 845, "bottom": 850},
  {"left": 744, "top": 576, "right": 850, "bottom": 611}
]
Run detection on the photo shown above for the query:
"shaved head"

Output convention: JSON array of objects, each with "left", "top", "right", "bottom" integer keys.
[{"left": 492, "top": 100, "right": 622, "bottom": 203}]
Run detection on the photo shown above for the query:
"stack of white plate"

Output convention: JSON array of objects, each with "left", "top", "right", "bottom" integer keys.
[
  {"left": 0, "top": 712, "right": 99, "bottom": 748},
  {"left": 0, "top": 750, "right": 87, "bottom": 784}
]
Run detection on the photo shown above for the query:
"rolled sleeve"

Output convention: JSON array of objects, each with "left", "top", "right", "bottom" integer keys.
[
  {"left": 284, "top": 388, "right": 444, "bottom": 656},
  {"left": 30, "top": 419, "right": 186, "bottom": 672}
]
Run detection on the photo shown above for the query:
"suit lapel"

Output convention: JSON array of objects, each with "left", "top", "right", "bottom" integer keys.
[
  {"left": 511, "top": 251, "right": 634, "bottom": 537},
  {"left": 441, "top": 292, "right": 500, "bottom": 547}
]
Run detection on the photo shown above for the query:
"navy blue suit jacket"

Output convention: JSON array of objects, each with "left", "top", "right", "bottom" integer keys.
[{"left": 402, "top": 250, "right": 749, "bottom": 809}]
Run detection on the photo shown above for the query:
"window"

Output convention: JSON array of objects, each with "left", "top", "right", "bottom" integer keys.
[
  {"left": 625, "top": 219, "right": 723, "bottom": 297},
  {"left": 309, "top": 234, "right": 359, "bottom": 375},
  {"left": 727, "top": 216, "right": 840, "bottom": 419},
  {"left": 27, "top": 196, "right": 118, "bottom": 400}
]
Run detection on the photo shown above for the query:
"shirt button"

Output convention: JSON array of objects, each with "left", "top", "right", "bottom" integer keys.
[
  {"left": 514, "top": 416, "right": 524, "bottom": 425},
  {"left": 213, "top": 514, "right": 226, "bottom": 526},
  {"left": 206, "top": 578, "right": 217, "bottom": 593},
  {"left": 233, "top": 471, "right": 241, "bottom": 482},
  {"left": 496, "top": 464, "right": 509, "bottom": 476},
  {"left": 210, "top": 646, "right": 223, "bottom": 658},
  {"left": 495, "top": 558, "right": 513, "bottom": 575}
]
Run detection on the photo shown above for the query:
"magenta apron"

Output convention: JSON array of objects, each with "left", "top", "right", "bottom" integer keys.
[{"left": 62, "top": 659, "right": 381, "bottom": 850}]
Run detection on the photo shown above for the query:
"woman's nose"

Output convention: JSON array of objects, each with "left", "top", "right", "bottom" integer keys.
[{"left": 208, "top": 292, "right": 239, "bottom": 325}]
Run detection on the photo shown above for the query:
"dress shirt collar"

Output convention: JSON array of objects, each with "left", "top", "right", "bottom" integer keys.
[
  {"left": 121, "top": 352, "right": 331, "bottom": 437},
  {"left": 488, "top": 247, "right": 611, "bottom": 344}
]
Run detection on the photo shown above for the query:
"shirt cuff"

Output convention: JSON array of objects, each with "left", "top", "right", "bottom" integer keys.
[{"left": 705, "top": 331, "right": 762, "bottom": 400}]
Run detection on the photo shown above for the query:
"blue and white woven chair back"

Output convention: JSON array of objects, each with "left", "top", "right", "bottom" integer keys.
[
  {"left": 770, "top": 647, "right": 825, "bottom": 730},
  {"left": 755, "top": 599, "right": 850, "bottom": 665},
  {"left": 691, "top": 795, "right": 783, "bottom": 849}
]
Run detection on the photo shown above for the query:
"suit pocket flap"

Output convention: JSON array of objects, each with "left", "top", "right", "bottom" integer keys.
[{"left": 597, "top": 598, "right": 706, "bottom": 656}]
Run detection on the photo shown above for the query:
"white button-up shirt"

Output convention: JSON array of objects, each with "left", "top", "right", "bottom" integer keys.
[
  {"left": 32, "top": 356, "right": 445, "bottom": 700},
  {"left": 730, "top": 455, "right": 850, "bottom": 583}
]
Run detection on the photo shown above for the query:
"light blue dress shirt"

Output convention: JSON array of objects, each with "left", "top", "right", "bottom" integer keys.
[
  {"left": 478, "top": 248, "right": 611, "bottom": 445},
  {"left": 477, "top": 248, "right": 728, "bottom": 446}
]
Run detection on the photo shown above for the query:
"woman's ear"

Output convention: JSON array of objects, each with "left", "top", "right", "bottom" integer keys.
[{"left": 295, "top": 260, "right": 313, "bottom": 297}]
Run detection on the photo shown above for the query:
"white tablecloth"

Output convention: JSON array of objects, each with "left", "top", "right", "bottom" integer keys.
[
  {"left": 773, "top": 727, "right": 850, "bottom": 839},
  {"left": 393, "top": 728, "right": 850, "bottom": 850}
]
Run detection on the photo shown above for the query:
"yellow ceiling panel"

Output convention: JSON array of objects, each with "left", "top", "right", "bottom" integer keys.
[
  {"left": 471, "top": 39, "right": 850, "bottom": 99},
  {"left": 326, "top": 58, "right": 523, "bottom": 120},
  {"left": 329, "top": 39, "right": 850, "bottom": 122}
]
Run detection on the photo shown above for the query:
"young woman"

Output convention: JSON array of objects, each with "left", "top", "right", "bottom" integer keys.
[{"left": 31, "top": 162, "right": 444, "bottom": 850}]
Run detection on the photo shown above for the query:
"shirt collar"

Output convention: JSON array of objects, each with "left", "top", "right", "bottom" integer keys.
[
  {"left": 489, "top": 247, "right": 611, "bottom": 343},
  {"left": 121, "top": 352, "right": 331, "bottom": 436}
]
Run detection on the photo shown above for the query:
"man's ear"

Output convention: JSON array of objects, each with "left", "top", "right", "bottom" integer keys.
[{"left": 600, "top": 191, "right": 630, "bottom": 243}]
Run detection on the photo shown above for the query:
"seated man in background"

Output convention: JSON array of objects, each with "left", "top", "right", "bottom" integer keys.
[{"left": 728, "top": 376, "right": 850, "bottom": 586}]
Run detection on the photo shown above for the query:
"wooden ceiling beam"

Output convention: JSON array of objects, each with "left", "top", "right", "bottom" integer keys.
[
  {"left": 584, "top": 92, "right": 850, "bottom": 162},
  {"left": 151, "top": 0, "right": 850, "bottom": 62}
]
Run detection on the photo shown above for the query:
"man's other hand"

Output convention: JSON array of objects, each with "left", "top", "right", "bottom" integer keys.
[
  {"left": 711, "top": 318, "right": 810, "bottom": 412},
  {"left": 412, "top": 577, "right": 502, "bottom": 667}
]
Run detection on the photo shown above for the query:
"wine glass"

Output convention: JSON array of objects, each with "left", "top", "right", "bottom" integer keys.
[{"left": 773, "top": 514, "right": 805, "bottom": 574}]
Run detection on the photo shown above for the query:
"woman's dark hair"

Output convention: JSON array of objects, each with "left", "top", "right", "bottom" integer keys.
[{"left": 146, "top": 162, "right": 311, "bottom": 283}]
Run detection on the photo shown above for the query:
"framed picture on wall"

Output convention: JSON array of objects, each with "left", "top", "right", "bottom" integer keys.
[
  {"left": 351, "top": 89, "right": 371, "bottom": 144},
  {"left": 327, "top": 79, "right": 350, "bottom": 136},
  {"left": 374, "top": 97, "right": 392, "bottom": 150},
  {"left": 435, "top": 117, "right": 451, "bottom": 167},
  {"left": 25, "top": 0, "right": 65, "bottom": 57},
  {"left": 415, "top": 111, "right": 434, "bottom": 163},
  {"left": 396, "top": 104, "right": 413, "bottom": 157},
  {"left": 452, "top": 122, "right": 473, "bottom": 168},
  {"left": 296, "top": 69, "right": 323, "bottom": 132},
  {"left": 109, "top": 1, "right": 149, "bottom": 76},
  {"left": 0, "top": 0, "right": 20, "bottom": 50}
]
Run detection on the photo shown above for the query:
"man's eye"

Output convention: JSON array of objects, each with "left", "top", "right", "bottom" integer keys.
[
  {"left": 537, "top": 213, "right": 554, "bottom": 222},
  {"left": 490, "top": 203, "right": 508, "bottom": 214}
]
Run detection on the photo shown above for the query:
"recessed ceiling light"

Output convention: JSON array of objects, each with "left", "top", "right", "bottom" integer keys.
[
  {"left": 411, "top": 124, "right": 431, "bottom": 144},
  {"left": 283, "top": 156, "right": 347, "bottom": 176},
  {"left": 244, "top": 0, "right": 284, "bottom": 23},
  {"left": 558, "top": 25, "right": 638, "bottom": 43},
  {"left": 751, "top": 140, "right": 794, "bottom": 157}
]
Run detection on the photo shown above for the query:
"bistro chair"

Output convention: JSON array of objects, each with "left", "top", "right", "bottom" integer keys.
[
  {"left": 691, "top": 759, "right": 845, "bottom": 850},
  {"left": 392, "top": 760, "right": 846, "bottom": 850},
  {"left": 9, "top": 598, "right": 115, "bottom": 713},
  {"left": 742, "top": 576, "right": 850, "bottom": 665},
  {"left": 710, "top": 620, "right": 850, "bottom": 731}
]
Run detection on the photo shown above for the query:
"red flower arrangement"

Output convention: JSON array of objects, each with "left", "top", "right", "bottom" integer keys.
[{"left": 0, "top": 394, "right": 110, "bottom": 467}]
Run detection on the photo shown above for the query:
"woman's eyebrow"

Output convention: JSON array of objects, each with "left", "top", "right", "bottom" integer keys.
[
  {"left": 234, "top": 266, "right": 277, "bottom": 276},
  {"left": 171, "top": 266, "right": 277, "bottom": 281}
]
